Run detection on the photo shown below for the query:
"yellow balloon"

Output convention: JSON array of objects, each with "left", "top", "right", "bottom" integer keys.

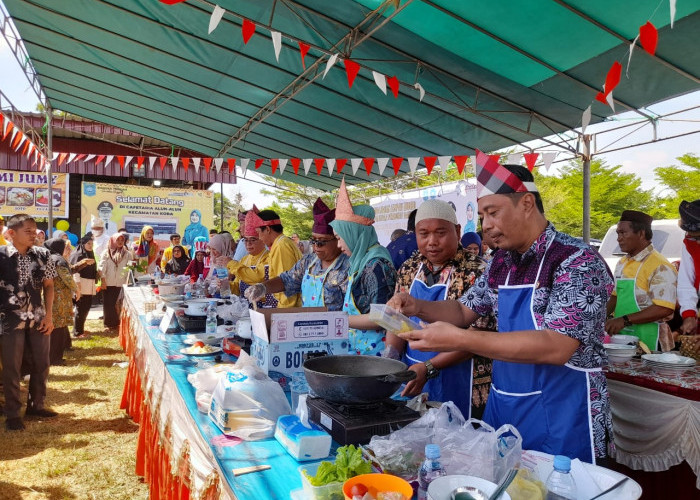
[{"left": 56, "top": 220, "right": 69, "bottom": 231}]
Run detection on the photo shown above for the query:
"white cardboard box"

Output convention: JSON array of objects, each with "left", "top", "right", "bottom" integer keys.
[{"left": 250, "top": 307, "right": 349, "bottom": 390}]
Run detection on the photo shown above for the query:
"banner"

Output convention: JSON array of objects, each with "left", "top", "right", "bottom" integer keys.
[
  {"left": 0, "top": 169, "right": 69, "bottom": 218},
  {"left": 371, "top": 179, "right": 478, "bottom": 246},
  {"left": 81, "top": 182, "right": 214, "bottom": 248}
]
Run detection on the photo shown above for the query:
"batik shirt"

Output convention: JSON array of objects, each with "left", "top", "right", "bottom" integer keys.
[
  {"left": 460, "top": 223, "right": 614, "bottom": 458},
  {"left": 279, "top": 252, "right": 350, "bottom": 311}
]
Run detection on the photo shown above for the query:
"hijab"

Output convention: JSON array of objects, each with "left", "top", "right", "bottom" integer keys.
[
  {"left": 52, "top": 229, "right": 66, "bottom": 239},
  {"left": 460, "top": 232, "right": 483, "bottom": 256},
  {"left": 187, "top": 250, "right": 207, "bottom": 277},
  {"left": 330, "top": 205, "right": 392, "bottom": 278},
  {"left": 208, "top": 233, "right": 233, "bottom": 258},
  {"left": 70, "top": 232, "right": 97, "bottom": 279},
  {"left": 134, "top": 225, "right": 159, "bottom": 265},
  {"left": 108, "top": 232, "right": 128, "bottom": 265},
  {"left": 167, "top": 245, "right": 191, "bottom": 274},
  {"left": 44, "top": 238, "right": 70, "bottom": 269}
]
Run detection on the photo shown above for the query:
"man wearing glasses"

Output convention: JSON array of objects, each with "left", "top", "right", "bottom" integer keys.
[{"left": 245, "top": 198, "right": 349, "bottom": 311}]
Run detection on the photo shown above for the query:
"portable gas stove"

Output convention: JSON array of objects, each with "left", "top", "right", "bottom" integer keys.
[{"left": 306, "top": 397, "right": 420, "bottom": 445}]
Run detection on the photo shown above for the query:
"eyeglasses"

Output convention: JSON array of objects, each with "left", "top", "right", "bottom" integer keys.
[{"left": 309, "top": 238, "right": 336, "bottom": 247}]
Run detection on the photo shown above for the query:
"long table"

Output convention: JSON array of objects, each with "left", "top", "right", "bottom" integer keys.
[{"left": 119, "top": 286, "right": 309, "bottom": 500}]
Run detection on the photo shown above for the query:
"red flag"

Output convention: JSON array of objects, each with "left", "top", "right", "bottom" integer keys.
[
  {"left": 391, "top": 157, "right": 404, "bottom": 176},
  {"left": 2, "top": 121, "right": 13, "bottom": 141},
  {"left": 11, "top": 131, "right": 23, "bottom": 150},
  {"left": 227, "top": 158, "right": 236, "bottom": 173},
  {"left": 454, "top": 155, "right": 469, "bottom": 174},
  {"left": 314, "top": 158, "right": 325, "bottom": 175},
  {"left": 291, "top": 158, "right": 301, "bottom": 175},
  {"left": 424, "top": 156, "right": 437, "bottom": 175},
  {"left": 363, "top": 157, "right": 375, "bottom": 176},
  {"left": 203, "top": 157, "right": 212, "bottom": 172},
  {"left": 117, "top": 156, "right": 126, "bottom": 170},
  {"left": 639, "top": 22, "right": 658, "bottom": 55},
  {"left": 181, "top": 157, "right": 190, "bottom": 171},
  {"left": 21, "top": 140, "right": 30, "bottom": 156},
  {"left": 336, "top": 158, "right": 348, "bottom": 174},
  {"left": 299, "top": 42, "right": 310, "bottom": 69},
  {"left": 156, "top": 157, "right": 166, "bottom": 170},
  {"left": 269, "top": 159, "right": 278, "bottom": 174},
  {"left": 344, "top": 59, "right": 361, "bottom": 88},
  {"left": 596, "top": 61, "right": 622, "bottom": 104},
  {"left": 489, "top": 154, "right": 501, "bottom": 164},
  {"left": 523, "top": 153, "right": 539, "bottom": 172},
  {"left": 137, "top": 156, "right": 145, "bottom": 168},
  {"left": 74, "top": 154, "right": 86, "bottom": 162},
  {"left": 0, "top": 113, "right": 4, "bottom": 130},
  {"left": 254, "top": 158, "right": 264, "bottom": 170},
  {"left": 387, "top": 76, "right": 400, "bottom": 98},
  {"left": 57, "top": 152, "right": 68, "bottom": 166},
  {"left": 159, "top": 0, "right": 187, "bottom": 4},
  {"left": 242, "top": 19, "right": 256, "bottom": 44}
]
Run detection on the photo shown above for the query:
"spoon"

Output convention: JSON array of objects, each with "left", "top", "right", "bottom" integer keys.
[
  {"left": 488, "top": 468, "right": 518, "bottom": 500},
  {"left": 587, "top": 476, "right": 629, "bottom": 500}
]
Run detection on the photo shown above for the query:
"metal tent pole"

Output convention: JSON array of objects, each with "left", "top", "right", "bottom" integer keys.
[
  {"left": 47, "top": 105, "right": 53, "bottom": 238},
  {"left": 220, "top": 181, "right": 224, "bottom": 232},
  {"left": 582, "top": 134, "right": 591, "bottom": 244}
]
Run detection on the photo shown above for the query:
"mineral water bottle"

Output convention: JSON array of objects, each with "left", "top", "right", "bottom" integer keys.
[
  {"left": 545, "top": 455, "right": 577, "bottom": 500},
  {"left": 196, "top": 274, "right": 205, "bottom": 298},
  {"left": 184, "top": 282, "right": 193, "bottom": 300},
  {"left": 154, "top": 267, "right": 161, "bottom": 281},
  {"left": 417, "top": 444, "right": 446, "bottom": 500},
  {"left": 205, "top": 301, "right": 218, "bottom": 336}
]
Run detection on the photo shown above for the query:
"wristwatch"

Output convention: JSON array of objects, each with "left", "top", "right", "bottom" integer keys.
[
  {"left": 622, "top": 315, "right": 633, "bottom": 327},
  {"left": 424, "top": 360, "right": 439, "bottom": 380}
]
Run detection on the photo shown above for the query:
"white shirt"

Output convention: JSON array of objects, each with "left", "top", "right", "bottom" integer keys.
[{"left": 678, "top": 243, "right": 699, "bottom": 316}]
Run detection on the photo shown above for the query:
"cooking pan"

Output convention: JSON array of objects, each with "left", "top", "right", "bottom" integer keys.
[{"left": 303, "top": 355, "right": 417, "bottom": 404}]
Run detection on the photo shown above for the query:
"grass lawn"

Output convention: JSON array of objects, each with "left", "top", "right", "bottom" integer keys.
[{"left": 0, "top": 319, "right": 149, "bottom": 500}]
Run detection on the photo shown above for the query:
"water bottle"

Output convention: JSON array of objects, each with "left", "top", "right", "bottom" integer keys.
[
  {"left": 154, "top": 267, "right": 161, "bottom": 281},
  {"left": 545, "top": 455, "right": 577, "bottom": 500},
  {"left": 208, "top": 282, "right": 221, "bottom": 299},
  {"left": 184, "top": 282, "right": 193, "bottom": 300},
  {"left": 196, "top": 274, "right": 205, "bottom": 298},
  {"left": 417, "top": 444, "right": 446, "bottom": 500},
  {"left": 205, "top": 301, "right": 218, "bottom": 336}
]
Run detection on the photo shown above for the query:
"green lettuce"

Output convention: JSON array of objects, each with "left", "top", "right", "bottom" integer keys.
[{"left": 304, "top": 445, "right": 372, "bottom": 487}]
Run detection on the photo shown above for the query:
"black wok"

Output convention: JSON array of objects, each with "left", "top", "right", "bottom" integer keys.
[{"left": 303, "top": 355, "right": 416, "bottom": 404}]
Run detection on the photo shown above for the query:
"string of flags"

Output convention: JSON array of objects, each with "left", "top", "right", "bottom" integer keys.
[{"left": 0, "top": 112, "right": 48, "bottom": 170}]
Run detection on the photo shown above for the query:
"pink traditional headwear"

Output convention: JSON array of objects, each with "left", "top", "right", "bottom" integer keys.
[
  {"left": 474, "top": 149, "right": 538, "bottom": 199},
  {"left": 243, "top": 207, "right": 260, "bottom": 237},
  {"left": 334, "top": 178, "right": 373, "bottom": 226},
  {"left": 245, "top": 205, "right": 281, "bottom": 231}
]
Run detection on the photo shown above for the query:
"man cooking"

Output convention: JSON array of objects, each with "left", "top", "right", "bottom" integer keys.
[
  {"left": 678, "top": 199, "right": 700, "bottom": 335},
  {"left": 389, "top": 155, "right": 614, "bottom": 463},
  {"left": 605, "top": 210, "right": 677, "bottom": 350}
]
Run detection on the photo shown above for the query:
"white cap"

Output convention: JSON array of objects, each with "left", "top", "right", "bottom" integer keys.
[{"left": 415, "top": 199, "right": 458, "bottom": 225}]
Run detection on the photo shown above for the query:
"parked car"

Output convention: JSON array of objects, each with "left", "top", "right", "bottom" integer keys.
[{"left": 598, "top": 218, "right": 685, "bottom": 272}]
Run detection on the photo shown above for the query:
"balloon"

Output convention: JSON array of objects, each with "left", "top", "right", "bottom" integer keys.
[{"left": 56, "top": 220, "right": 70, "bottom": 231}]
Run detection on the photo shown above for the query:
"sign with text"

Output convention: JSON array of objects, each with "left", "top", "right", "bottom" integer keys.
[{"left": 0, "top": 169, "right": 69, "bottom": 218}]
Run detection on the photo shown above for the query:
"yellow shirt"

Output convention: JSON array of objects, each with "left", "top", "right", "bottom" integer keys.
[
  {"left": 613, "top": 244, "right": 678, "bottom": 310},
  {"left": 228, "top": 250, "right": 270, "bottom": 296},
  {"left": 160, "top": 244, "right": 190, "bottom": 271},
  {"left": 0, "top": 233, "right": 7, "bottom": 246},
  {"left": 268, "top": 235, "right": 303, "bottom": 307}
]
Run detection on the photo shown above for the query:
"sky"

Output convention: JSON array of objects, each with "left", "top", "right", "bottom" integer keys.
[{"left": 1, "top": 24, "right": 698, "bottom": 208}]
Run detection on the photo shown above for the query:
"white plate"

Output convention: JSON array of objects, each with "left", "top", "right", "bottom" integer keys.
[
  {"left": 183, "top": 334, "right": 224, "bottom": 345},
  {"left": 179, "top": 346, "right": 222, "bottom": 356},
  {"left": 642, "top": 353, "right": 696, "bottom": 366},
  {"left": 427, "top": 475, "right": 511, "bottom": 500}
]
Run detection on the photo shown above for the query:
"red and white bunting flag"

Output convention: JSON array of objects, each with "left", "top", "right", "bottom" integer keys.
[
  {"left": 639, "top": 22, "right": 658, "bottom": 55},
  {"left": 336, "top": 158, "right": 348, "bottom": 174},
  {"left": 192, "top": 157, "right": 201, "bottom": 173},
  {"left": 363, "top": 158, "right": 375, "bottom": 176},
  {"left": 595, "top": 61, "right": 621, "bottom": 107},
  {"left": 239, "top": 158, "right": 250, "bottom": 175},
  {"left": 278, "top": 158, "right": 287, "bottom": 175},
  {"left": 242, "top": 19, "right": 256, "bottom": 44},
  {"left": 209, "top": 4, "right": 226, "bottom": 34},
  {"left": 271, "top": 31, "right": 282, "bottom": 62},
  {"left": 377, "top": 158, "right": 389, "bottom": 176},
  {"left": 271, "top": 158, "right": 279, "bottom": 175},
  {"left": 75, "top": 153, "right": 87, "bottom": 163},
  {"left": 85, "top": 154, "right": 95, "bottom": 162},
  {"left": 125, "top": 156, "right": 133, "bottom": 168},
  {"left": 541, "top": 152, "right": 558, "bottom": 173},
  {"left": 438, "top": 155, "right": 451, "bottom": 171},
  {"left": 581, "top": 105, "right": 592, "bottom": 135},
  {"left": 158, "top": 156, "right": 167, "bottom": 170},
  {"left": 523, "top": 153, "right": 539, "bottom": 172},
  {"left": 254, "top": 158, "right": 264, "bottom": 170},
  {"left": 214, "top": 157, "right": 224, "bottom": 173},
  {"left": 407, "top": 157, "right": 420, "bottom": 174},
  {"left": 136, "top": 156, "right": 145, "bottom": 168},
  {"left": 343, "top": 59, "right": 361, "bottom": 88},
  {"left": 299, "top": 42, "right": 310, "bottom": 69},
  {"left": 454, "top": 155, "right": 468, "bottom": 174},
  {"left": 314, "top": 158, "right": 325, "bottom": 175},
  {"left": 181, "top": 157, "right": 190, "bottom": 172},
  {"left": 606, "top": 91, "right": 615, "bottom": 113},
  {"left": 171, "top": 156, "right": 179, "bottom": 172},
  {"left": 351, "top": 158, "right": 362, "bottom": 175},
  {"left": 2, "top": 120, "right": 14, "bottom": 141},
  {"left": 203, "top": 157, "right": 212, "bottom": 172},
  {"left": 373, "top": 72, "right": 387, "bottom": 95},
  {"left": 227, "top": 158, "right": 235, "bottom": 174},
  {"left": 414, "top": 83, "right": 425, "bottom": 102},
  {"left": 21, "top": 140, "right": 30, "bottom": 156},
  {"left": 148, "top": 156, "right": 157, "bottom": 170},
  {"left": 117, "top": 156, "right": 126, "bottom": 169},
  {"left": 391, "top": 157, "right": 403, "bottom": 176},
  {"left": 424, "top": 156, "right": 437, "bottom": 175},
  {"left": 302, "top": 158, "right": 312, "bottom": 175},
  {"left": 326, "top": 159, "right": 335, "bottom": 177},
  {"left": 627, "top": 35, "right": 639, "bottom": 77},
  {"left": 95, "top": 154, "right": 105, "bottom": 165},
  {"left": 387, "top": 76, "right": 399, "bottom": 98},
  {"left": 506, "top": 153, "right": 522, "bottom": 165},
  {"left": 291, "top": 158, "right": 301, "bottom": 175},
  {"left": 671, "top": 0, "right": 677, "bottom": 28},
  {"left": 105, "top": 155, "right": 114, "bottom": 168},
  {"left": 67, "top": 153, "right": 77, "bottom": 164},
  {"left": 323, "top": 54, "right": 338, "bottom": 79},
  {"left": 11, "top": 130, "right": 23, "bottom": 150}
]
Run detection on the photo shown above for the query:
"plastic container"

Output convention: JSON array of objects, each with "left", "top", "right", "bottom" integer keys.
[
  {"left": 343, "top": 473, "right": 413, "bottom": 500},
  {"left": 417, "top": 444, "right": 446, "bottom": 500},
  {"left": 369, "top": 303, "right": 422, "bottom": 333},
  {"left": 545, "top": 455, "right": 577, "bottom": 500},
  {"left": 299, "top": 462, "right": 344, "bottom": 500}
]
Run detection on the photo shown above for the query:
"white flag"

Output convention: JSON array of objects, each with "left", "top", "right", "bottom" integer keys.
[
  {"left": 438, "top": 155, "right": 451, "bottom": 170},
  {"left": 581, "top": 105, "right": 592, "bottom": 135},
  {"left": 507, "top": 153, "right": 522, "bottom": 165},
  {"left": 67, "top": 153, "right": 76, "bottom": 164},
  {"left": 606, "top": 92, "right": 615, "bottom": 113},
  {"left": 271, "top": 31, "right": 282, "bottom": 62},
  {"left": 326, "top": 159, "right": 335, "bottom": 177},
  {"left": 541, "top": 152, "right": 558, "bottom": 173},
  {"left": 171, "top": 156, "right": 179, "bottom": 172},
  {"left": 407, "top": 157, "right": 420, "bottom": 174},
  {"left": 351, "top": 158, "right": 362, "bottom": 175},
  {"left": 414, "top": 83, "right": 425, "bottom": 102},
  {"left": 148, "top": 156, "right": 157, "bottom": 171},
  {"left": 214, "top": 158, "right": 224, "bottom": 173},
  {"left": 670, "top": 0, "right": 677, "bottom": 28},
  {"left": 208, "top": 5, "right": 226, "bottom": 34},
  {"left": 303, "top": 158, "right": 313, "bottom": 175},
  {"left": 377, "top": 157, "right": 389, "bottom": 176},
  {"left": 323, "top": 54, "right": 338, "bottom": 79},
  {"left": 373, "top": 72, "right": 387, "bottom": 95},
  {"left": 627, "top": 35, "right": 639, "bottom": 78},
  {"left": 239, "top": 158, "right": 250, "bottom": 176},
  {"left": 105, "top": 155, "right": 114, "bottom": 168},
  {"left": 278, "top": 158, "right": 288, "bottom": 175},
  {"left": 192, "top": 158, "right": 201, "bottom": 173},
  {"left": 85, "top": 154, "right": 96, "bottom": 162},
  {"left": 124, "top": 156, "right": 133, "bottom": 168}
]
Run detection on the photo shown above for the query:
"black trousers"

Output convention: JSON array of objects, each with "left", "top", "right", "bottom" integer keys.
[
  {"left": 73, "top": 295, "right": 93, "bottom": 336},
  {"left": 49, "top": 326, "right": 70, "bottom": 365},
  {"left": 103, "top": 286, "right": 122, "bottom": 328}
]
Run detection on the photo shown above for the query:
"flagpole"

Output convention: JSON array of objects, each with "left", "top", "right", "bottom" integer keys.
[{"left": 47, "top": 104, "right": 53, "bottom": 237}]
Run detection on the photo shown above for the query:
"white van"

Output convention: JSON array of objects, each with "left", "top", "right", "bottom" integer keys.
[{"left": 598, "top": 219, "right": 685, "bottom": 272}]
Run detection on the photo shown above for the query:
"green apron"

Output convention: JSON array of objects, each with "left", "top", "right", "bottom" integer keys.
[{"left": 614, "top": 262, "right": 660, "bottom": 350}]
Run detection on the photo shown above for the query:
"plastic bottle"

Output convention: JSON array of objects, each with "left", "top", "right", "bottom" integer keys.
[
  {"left": 154, "top": 267, "right": 161, "bottom": 281},
  {"left": 417, "top": 444, "right": 446, "bottom": 500},
  {"left": 196, "top": 274, "right": 205, "bottom": 298},
  {"left": 545, "top": 455, "right": 577, "bottom": 500},
  {"left": 184, "top": 282, "right": 193, "bottom": 300},
  {"left": 205, "top": 301, "right": 218, "bottom": 336}
]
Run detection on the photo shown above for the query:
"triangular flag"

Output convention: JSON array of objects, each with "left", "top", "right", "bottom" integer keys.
[
  {"left": 254, "top": 158, "right": 264, "bottom": 170},
  {"left": 606, "top": 91, "right": 615, "bottom": 112},
  {"left": 118, "top": 156, "right": 126, "bottom": 170},
  {"left": 23, "top": 142, "right": 32, "bottom": 158},
  {"left": 105, "top": 155, "right": 114, "bottom": 168},
  {"left": 298, "top": 42, "right": 310, "bottom": 69},
  {"left": 323, "top": 54, "right": 338, "bottom": 79},
  {"left": 209, "top": 5, "right": 226, "bottom": 34},
  {"left": 627, "top": 35, "right": 639, "bottom": 78},
  {"left": 19, "top": 138, "right": 30, "bottom": 155},
  {"left": 581, "top": 105, "right": 592, "bottom": 135},
  {"left": 66, "top": 152, "right": 77, "bottom": 164},
  {"left": 438, "top": 155, "right": 451, "bottom": 171},
  {"left": 407, "top": 157, "right": 420, "bottom": 174},
  {"left": 171, "top": 156, "right": 179, "bottom": 172},
  {"left": 336, "top": 158, "right": 348, "bottom": 174},
  {"left": 326, "top": 159, "right": 335, "bottom": 177},
  {"left": 363, "top": 157, "right": 375, "bottom": 176},
  {"left": 489, "top": 154, "right": 501, "bottom": 164},
  {"left": 2, "top": 121, "right": 13, "bottom": 141},
  {"left": 506, "top": 153, "right": 521, "bottom": 165},
  {"left": 523, "top": 153, "right": 539, "bottom": 172},
  {"left": 271, "top": 31, "right": 282, "bottom": 62},
  {"left": 387, "top": 76, "right": 400, "bottom": 98},
  {"left": 74, "top": 154, "right": 86, "bottom": 162},
  {"left": 343, "top": 59, "right": 361, "bottom": 88},
  {"left": 596, "top": 61, "right": 621, "bottom": 104},
  {"left": 137, "top": 156, "right": 145, "bottom": 168},
  {"left": 541, "top": 152, "right": 558, "bottom": 173},
  {"left": 11, "top": 131, "right": 23, "bottom": 150},
  {"left": 159, "top": 157, "right": 167, "bottom": 170},
  {"left": 414, "top": 83, "right": 425, "bottom": 102},
  {"left": 314, "top": 158, "right": 325, "bottom": 175},
  {"left": 303, "top": 158, "right": 312, "bottom": 175},
  {"left": 424, "top": 156, "right": 437, "bottom": 175},
  {"left": 148, "top": 156, "right": 157, "bottom": 171},
  {"left": 181, "top": 157, "right": 190, "bottom": 172},
  {"left": 453, "top": 155, "right": 468, "bottom": 174},
  {"left": 639, "top": 22, "right": 658, "bottom": 55},
  {"left": 351, "top": 158, "right": 362, "bottom": 175},
  {"left": 0, "top": 113, "right": 3, "bottom": 131},
  {"left": 671, "top": 0, "right": 677, "bottom": 28},
  {"left": 239, "top": 158, "right": 250, "bottom": 175},
  {"left": 95, "top": 155, "right": 106, "bottom": 165},
  {"left": 159, "top": 0, "right": 187, "bottom": 4},
  {"left": 291, "top": 158, "right": 301, "bottom": 175},
  {"left": 242, "top": 19, "right": 256, "bottom": 44},
  {"left": 214, "top": 157, "right": 223, "bottom": 173},
  {"left": 373, "top": 71, "right": 387, "bottom": 95},
  {"left": 271, "top": 158, "right": 279, "bottom": 175},
  {"left": 58, "top": 152, "right": 68, "bottom": 167},
  {"left": 377, "top": 158, "right": 389, "bottom": 176},
  {"left": 203, "top": 157, "right": 212, "bottom": 172},
  {"left": 227, "top": 158, "right": 236, "bottom": 173},
  {"left": 391, "top": 157, "right": 403, "bottom": 176},
  {"left": 85, "top": 154, "right": 96, "bottom": 162},
  {"left": 278, "top": 158, "right": 287, "bottom": 175}
]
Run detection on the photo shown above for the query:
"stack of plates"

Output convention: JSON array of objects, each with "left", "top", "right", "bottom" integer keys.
[
  {"left": 604, "top": 344, "right": 637, "bottom": 364},
  {"left": 642, "top": 353, "right": 697, "bottom": 377}
]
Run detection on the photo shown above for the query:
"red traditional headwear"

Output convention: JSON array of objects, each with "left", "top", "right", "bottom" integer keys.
[
  {"left": 474, "top": 150, "right": 538, "bottom": 199},
  {"left": 334, "top": 178, "right": 373, "bottom": 226},
  {"left": 245, "top": 205, "right": 281, "bottom": 231}
]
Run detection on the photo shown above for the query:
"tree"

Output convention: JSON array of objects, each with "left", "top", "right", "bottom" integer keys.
[
  {"left": 653, "top": 153, "right": 700, "bottom": 217},
  {"left": 213, "top": 191, "right": 244, "bottom": 233}
]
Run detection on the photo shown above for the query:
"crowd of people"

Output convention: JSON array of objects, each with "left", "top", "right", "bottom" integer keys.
[{"left": 0, "top": 165, "right": 698, "bottom": 471}]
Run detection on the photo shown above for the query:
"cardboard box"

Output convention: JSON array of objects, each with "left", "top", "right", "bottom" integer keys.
[{"left": 250, "top": 307, "right": 349, "bottom": 390}]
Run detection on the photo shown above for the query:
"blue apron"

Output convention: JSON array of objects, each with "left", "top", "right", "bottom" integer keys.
[
  {"left": 300, "top": 256, "right": 339, "bottom": 307},
  {"left": 405, "top": 264, "right": 473, "bottom": 418},
  {"left": 343, "top": 273, "right": 385, "bottom": 356},
  {"left": 483, "top": 242, "right": 598, "bottom": 463}
]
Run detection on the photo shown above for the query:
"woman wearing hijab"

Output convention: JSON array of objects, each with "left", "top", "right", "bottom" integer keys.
[
  {"left": 35, "top": 229, "right": 46, "bottom": 247},
  {"left": 182, "top": 209, "right": 209, "bottom": 248},
  {"left": 460, "top": 232, "right": 483, "bottom": 257},
  {"left": 330, "top": 180, "right": 397, "bottom": 355},
  {"left": 44, "top": 238, "right": 78, "bottom": 365},
  {"left": 133, "top": 225, "right": 160, "bottom": 274},
  {"left": 70, "top": 233, "right": 99, "bottom": 339},
  {"left": 99, "top": 233, "right": 133, "bottom": 331},
  {"left": 164, "top": 245, "right": 190, "bottom": 275},
  {"left": 183, "top": 249, "right": 208, "bottom": 282}
]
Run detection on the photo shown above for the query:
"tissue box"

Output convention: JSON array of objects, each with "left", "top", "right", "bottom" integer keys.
[{"left": 274, "top": 415, "right": 331, "bottom": 462}]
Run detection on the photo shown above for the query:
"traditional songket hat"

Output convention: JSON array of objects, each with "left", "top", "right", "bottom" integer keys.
[
  {"left": 619, "top": 210, "right": 653, "bottom": 226},
  {"left": 312, "top": 198, "right": 335, "bottom": 234},
  {"left": 245, "top": 205, "right": 282, "bottom": 231},
  {"left": 474, "top": 149, "right": 538, "bottom": 199},
  {"left": 679, "top": 200, "right": 700, "bottom": 232},
  {"left": 334, "top": 178, "right": 374, "bottom": 226}
]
